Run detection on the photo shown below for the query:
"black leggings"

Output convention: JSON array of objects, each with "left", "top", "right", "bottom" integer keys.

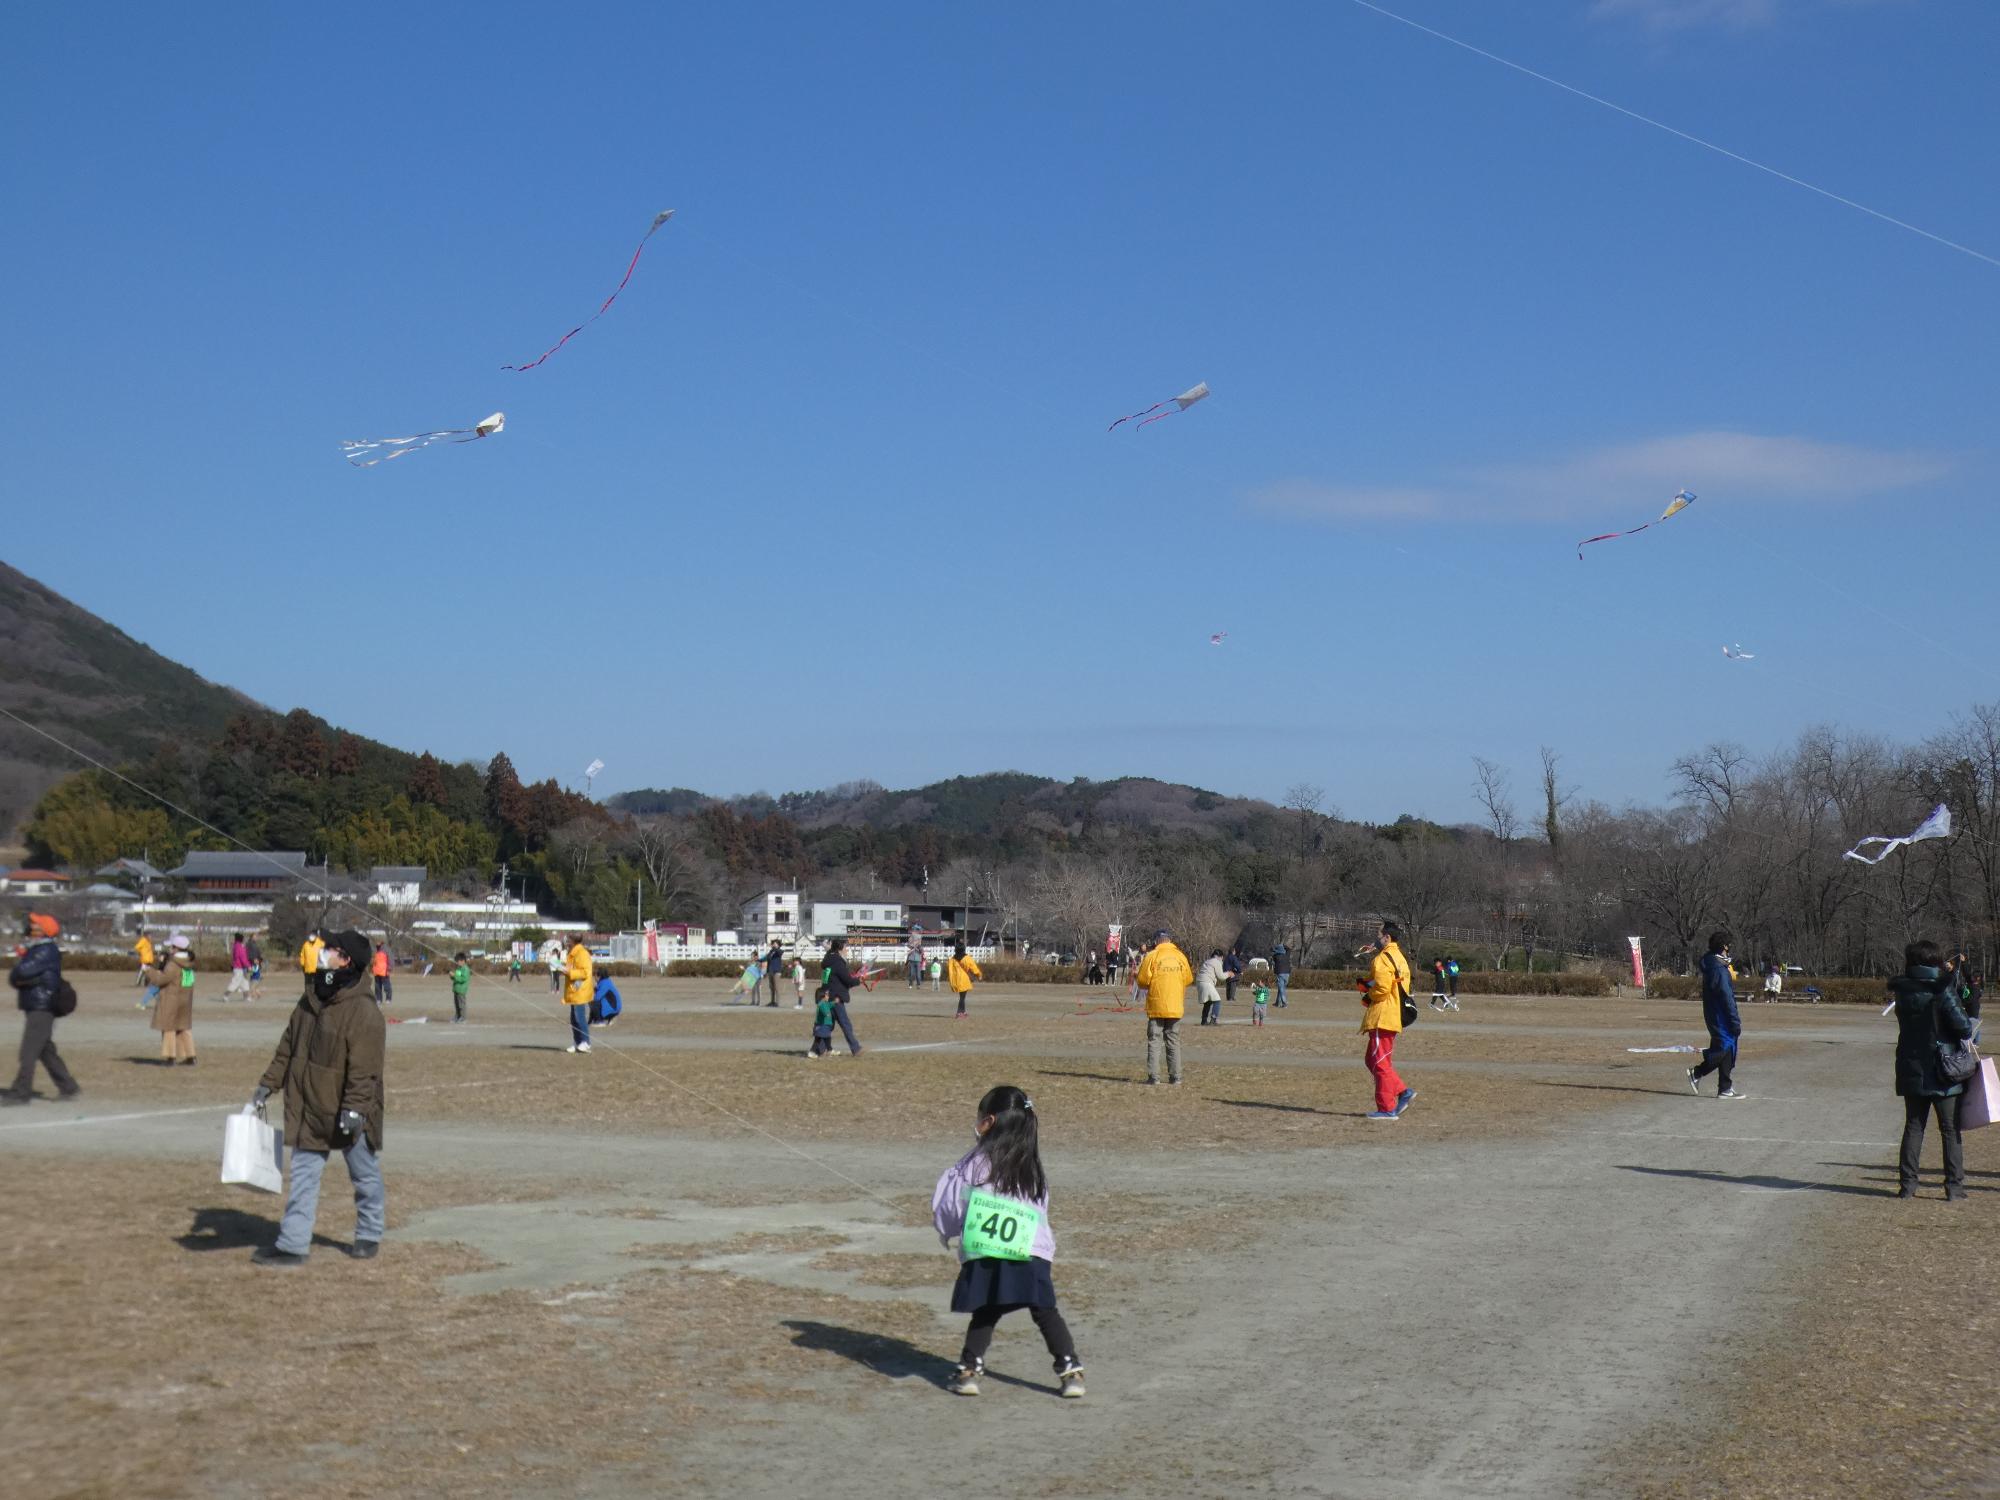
[{"left": 959, "top": 1303, "right": 1077, "bottom": 1370}]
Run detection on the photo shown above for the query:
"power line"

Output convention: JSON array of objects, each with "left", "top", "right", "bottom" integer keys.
[{"left": 1344, "top": 0, "right": 2000, "bottom": 272}]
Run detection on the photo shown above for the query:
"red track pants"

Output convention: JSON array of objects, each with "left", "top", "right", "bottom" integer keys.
[{"left": 1365, "top": 1029, "right": 1404, "bottom": 1114}]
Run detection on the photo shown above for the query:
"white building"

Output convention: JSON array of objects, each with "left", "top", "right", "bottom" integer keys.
[
  {"left": 737, "top": 890, "right": 804, "bottom": 947},
  {"left": 806, "top": 897, "right": 905, "bottom": 941},
  {"left": 0, "top": 869, "right": 73, "bottom": 896},
  {"left": 370, "top": 866, "right": 426, "bottom": 905}
]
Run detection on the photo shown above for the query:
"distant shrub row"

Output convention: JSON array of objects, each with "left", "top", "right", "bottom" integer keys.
[{"left": 1645, "top": 974, "right": 1887, "bottom": 1005}]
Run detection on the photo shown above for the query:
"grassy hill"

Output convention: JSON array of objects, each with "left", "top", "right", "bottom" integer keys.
[{"left": 0, "top": 560, "right": 261, "bottom": 842}]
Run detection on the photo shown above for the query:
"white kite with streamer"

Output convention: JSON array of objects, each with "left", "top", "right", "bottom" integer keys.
[
  {"left": 343, "top": 412, "right": 504, "bottom": 468},
  {"left": 1843, "top": 803, "right": 1951, "bottom": 866}
]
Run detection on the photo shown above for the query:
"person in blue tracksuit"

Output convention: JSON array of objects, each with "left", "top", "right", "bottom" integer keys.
[
  {"left": 590, "top": 973, "right": 624, "bottom": 1027},
  {"left": 1687, "top": 930, "right": 1743, "bottom": 1098}
]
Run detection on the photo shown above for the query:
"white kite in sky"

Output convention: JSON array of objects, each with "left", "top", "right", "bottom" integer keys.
[
  {"left": 583, "top": 758, "right": 605, "bottom": 793},
  {"left": 1109, "top": 381, "right": 1210, "bottom": 432},
  {"left": 1722, "top": 644, "right": 1755, "bottom": 661},
  {"left": 1843, "top": 803, "right": 1951, "bottom": 866},
  {"left": 342, "top": 412, "right": 503, "bottom": 468}
]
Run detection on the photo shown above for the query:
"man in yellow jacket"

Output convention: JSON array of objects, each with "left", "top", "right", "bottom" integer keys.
[
  {"left": 1136, "top": 929, "right": 1194, "bottom": 1086},
  {"left": 563, "top": 936, "right": 595, "bottom": 1054},
  {"left": 297, "top": 930, "right": 324, "bottom": 981},
  {"left": 1361, "top": 920, "right": 1414, "bottom": 1119},
  {"left": 946, "top": 942, "right": 982, "bottom": 1020}
]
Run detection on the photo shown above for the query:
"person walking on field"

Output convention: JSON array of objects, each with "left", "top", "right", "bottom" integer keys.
[
  {"left": 948, "top": 942, "right": 983, "bottom": 1020},
  {"left": 1222, "top": 949, "right": 1241, "bottom": 1007},
  {"left": 544, "top": 937, "right": 565, "bottom": 994},
  {"left": 133, "top": 929, "right": 158, "bottom": 1009},
  {"left": 142, "top": 937, "right": 199, "bottom": 1065},
  {"left": 764, "top": 942, "right": 785, "bottom": 1007},
  {"left": 370, "top": 943, "right": 393, "bottom": 1006},
  {"left": 4, "top": 913, "right": 79, "bottom": 1106},
  {"left": 1359, "top": 921, "right": 1414, "bottom": 1120},
  {"left": 448, "top": 952, "right": 472, "bottom": 1024},
  {"left": 1195, "top": 949, "right": 1225, "bottom": 1026},
  {"left": 249, "top": 928, "right": 385, "bottom": 1267},
  {"left": 1136, "top": 929, "right": 1193, "bottom": 1086},
  {"left": 1271, "top": 942, "right": 1293, "bottom": 1008},
  {"left": 822, "top": 937, "right": 867, "bottom": 1055},
  {"left": 226, "top": 932, "right": 254, "bottom": 1001},
  {"left": 563, "top": 935, "right": 594, "bottom": 1054},
  {"left": 1686, "top": 930, "right": 1743, "bottom": 1099},
  {"left": 1889, "top": 938, "right": 1973, "bottom": 1200}
]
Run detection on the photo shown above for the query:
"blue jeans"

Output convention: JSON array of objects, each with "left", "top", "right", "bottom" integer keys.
[
  {"left": 1275, "top": 974, "right": 1290, "bottom": 1006},
  {"left": 832, "top": 1000, "right": 861, "bottom": 1053},
  {"left": 276, "top": 1134, "right": 385, "bottom": 1254},
  {"left": 569, "top": 1005, "right": 591, "bottom": 1046}
]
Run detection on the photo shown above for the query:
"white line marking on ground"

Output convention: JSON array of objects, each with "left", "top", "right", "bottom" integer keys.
[
  {"left": 869, "top": 1041, "right": 972, "bottom": 1054},
  {"left": 0, "top": 1077, "right": 523, "bottom": 1133}
]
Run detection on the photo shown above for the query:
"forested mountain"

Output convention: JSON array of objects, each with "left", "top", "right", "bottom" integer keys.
[{"left": 0, "top": 561, "right": 258, "bottom": 839}]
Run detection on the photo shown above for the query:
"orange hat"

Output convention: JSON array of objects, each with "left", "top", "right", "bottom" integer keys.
[{"left": 26, "top": 912, "right": 60, "bottom": 939}]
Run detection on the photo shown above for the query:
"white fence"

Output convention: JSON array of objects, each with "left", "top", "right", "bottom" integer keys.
[{"left": 609, "top": 934, "right": 997, "bottom": 969}]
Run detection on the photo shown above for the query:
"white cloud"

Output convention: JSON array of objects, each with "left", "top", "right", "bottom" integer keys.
[
  {"left": 1247, "top": 430, "right": 1954, "bottom": 527},
  {"left": 1591, "top": 0, "right": 1909, "bottom": 32},
  {"left": 1591, "top": 0, "right": 1782, "bottom": 31}
]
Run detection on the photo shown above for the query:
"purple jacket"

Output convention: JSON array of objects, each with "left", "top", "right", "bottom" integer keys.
[
  {"left": 232, "top": 940, "right": 250, "bottom": 971},
  {"left": 932, "top": 1146, "right": 1057, "bottom": 1264}
]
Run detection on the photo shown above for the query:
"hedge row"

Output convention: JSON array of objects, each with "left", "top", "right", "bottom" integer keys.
[{"left": 1645, "top": 974, "right": 1888, "bottom": 1005}]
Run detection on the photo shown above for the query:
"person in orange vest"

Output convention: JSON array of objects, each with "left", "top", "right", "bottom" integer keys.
[
  {"left": 370, "top": 943, "right": 393, "bottom": 1006},
  {"left": 1359, "top": 921, "right": 1414, "bottom": 1120},
  {"left": 947, "top": 942, "right": 983, "bottom": 1020}
]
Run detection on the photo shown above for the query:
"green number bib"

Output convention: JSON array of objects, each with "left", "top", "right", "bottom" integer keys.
[{"left": 962, "top": 1188, "right": 1039, "bottom": 1263}]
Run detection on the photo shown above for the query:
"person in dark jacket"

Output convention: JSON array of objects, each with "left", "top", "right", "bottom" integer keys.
[
  {"left": 248, "top": 929, "right": 386, "bottom": 1267},
  {"left": 1889, "top": 939, "right": 1973, "bottom": 1200},
  {"left": 820, "top": 937, "right": 866, "bottom": 1055},
  {"left": 4, "top": 913, "right": 78, "bottom": 1105},
  {"left": 1271, "top": 943, "right": 1293, "bottom": 1008},
  {"left": 1222, "top": 949, "right": 1241, "bottom": 1005},
  {"left": 1686, "top": 929, "right": 1743, "bottom": 1098},
  {"left": 764, "top": 943, "right": 784, "bottom": 1008}
]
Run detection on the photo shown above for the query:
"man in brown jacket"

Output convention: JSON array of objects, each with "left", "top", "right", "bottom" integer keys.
[{"left": 249, "top": 929, "right": 386, "bottom": 1268}]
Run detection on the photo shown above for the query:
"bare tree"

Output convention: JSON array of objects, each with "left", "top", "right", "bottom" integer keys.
[
  {"left": 628, "top": 817, "right": 715, "bottom": 918},
  {"left": 1471, "top": 758, "right": 1519, "bottom": 845},
  {"left": 1538, "top": 747, "right": 1572, "bottom": 868},
  {"left": 1375, "top": 837, "right": 1466, "bottom": 961}
]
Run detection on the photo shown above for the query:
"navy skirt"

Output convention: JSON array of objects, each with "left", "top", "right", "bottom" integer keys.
[{"left": 951, "top": 1254, "right": 1056, "bottom": 1312}]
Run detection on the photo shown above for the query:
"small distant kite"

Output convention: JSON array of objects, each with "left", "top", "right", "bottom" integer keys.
[
  {"left": 1722, "top": 644, "right": 1755, "bottom": 661},
  {"left": 1843, "top": 803, "right": 1951, "bottom": 866},
  {"left": 583, "top": 758, "right": 605, "bottom": 794},
  {"left": 1109, "top": 382, "right": 1210, "bottom": 432},
  {"left": 342, "top": 412, "right": 504, "bottom": 468},
  {"left": 504, "top": 210, "right": 675, "bottom": 371},
  {"left": 1209, "top": 633, "right": 1227, "bottom": 646},
  {"left": 1577, "top": 489, "right": 1696, "bottom": 560}
]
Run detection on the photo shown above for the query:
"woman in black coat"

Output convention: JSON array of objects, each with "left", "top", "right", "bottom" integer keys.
[{"left": 1888, "top": 938, "right": 1973, "bottom": 1201}]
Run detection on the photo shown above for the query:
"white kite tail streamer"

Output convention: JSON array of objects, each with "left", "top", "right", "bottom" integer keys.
[{"left": 1842, "top": 803, "right": 1952, "bottom": 865}]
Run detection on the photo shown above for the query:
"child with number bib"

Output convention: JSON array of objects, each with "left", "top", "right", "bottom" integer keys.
[{"left": 931, "top": 1085, "right": 1085, "bottom": 1400}]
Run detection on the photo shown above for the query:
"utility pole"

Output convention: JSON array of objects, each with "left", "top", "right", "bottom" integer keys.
[{"left": 635, "top": 875, "right": 642, "bottom": 932}]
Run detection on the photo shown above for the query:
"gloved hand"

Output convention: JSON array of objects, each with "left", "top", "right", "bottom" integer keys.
[
  {"left": 337, "top": 1108, "right": 367, "bottom": 1140},
  {"left": 250, "top": 1085, "right": 271, "bottom": 1108}
]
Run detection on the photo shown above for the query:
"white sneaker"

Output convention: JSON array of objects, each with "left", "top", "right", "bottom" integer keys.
[
  {"left": 565, "top": 1045, "right": 578, "bottom": 1054},
  {"left": 1717, "top": 1087, "right": 1742, "bottom": 1099},
  {"left": 577, "top": 1042, "right": 592, "bottom": 1054}
]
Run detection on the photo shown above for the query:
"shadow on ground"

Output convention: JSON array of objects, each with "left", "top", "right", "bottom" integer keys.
[
  {"left": 782, "top": 1320, "right": 1053, "bottom": 1394},
  {"left": 175, "top": 1205, "right": 346, "bottom": 1252},
  {"left": 1617, "top": 1165, "right": 1895, "bottom": 1198}
]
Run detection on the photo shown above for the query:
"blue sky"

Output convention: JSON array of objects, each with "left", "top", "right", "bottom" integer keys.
[{"left": 5, "top": 0, "right": 1995, "bottom": 824}]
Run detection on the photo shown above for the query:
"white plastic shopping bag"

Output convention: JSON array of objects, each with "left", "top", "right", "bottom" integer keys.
[
  {"left": 221, "top": 1104, "right": 285, "bottom": 1194},
  {"left": 1963, "top": 1055, "right": 2000, "bottom": 1131}
]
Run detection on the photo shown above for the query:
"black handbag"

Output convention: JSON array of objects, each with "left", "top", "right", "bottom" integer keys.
[
  {"left": 1398, "top": 973, "right": 1418, "bottom": 1029},
  {"left": 1939, "top": 1039, "right": 1979, "bottom": 1084}
]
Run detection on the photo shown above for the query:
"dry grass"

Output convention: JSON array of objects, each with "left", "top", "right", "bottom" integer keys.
[{"left": 1612, "top": 1166, "right": 2000, "bottom": 1499}]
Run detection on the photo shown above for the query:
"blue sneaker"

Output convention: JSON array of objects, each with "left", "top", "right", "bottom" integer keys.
[
  {"left": 1394, "top": 1088, "right": 1417, "bottom": 1116},
  {"left": 1366, "top": 1110, "right": 1399, "bottom": 1121}
]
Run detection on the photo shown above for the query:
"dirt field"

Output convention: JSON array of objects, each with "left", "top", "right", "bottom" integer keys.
[{"left": 3, "top": 973, "right": 1993, "bottom": 1499}]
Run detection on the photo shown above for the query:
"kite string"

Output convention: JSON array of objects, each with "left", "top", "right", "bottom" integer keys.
[
  {"left": 0, "top": 704, "right": 909, "bottom": 1215},
  {"left": 1343, "top": 0, "right": 2000, "bottom": 272}
]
